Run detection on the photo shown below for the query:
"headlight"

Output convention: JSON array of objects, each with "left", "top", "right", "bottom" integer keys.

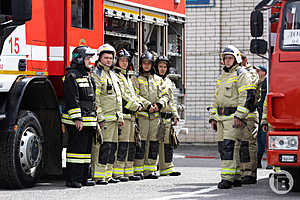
[{"left": 269, "top": 136, "right": 298, "bottom": 150}]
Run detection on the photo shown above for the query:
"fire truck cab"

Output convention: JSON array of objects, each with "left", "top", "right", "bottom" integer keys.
[
  {"left": 0, "top": 0, "right": 186, "bottom": 189},
  {"left": 251, "top": 0, "right": 300, "bottom": 194}
]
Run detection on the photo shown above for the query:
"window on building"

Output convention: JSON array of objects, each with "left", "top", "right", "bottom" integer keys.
[{"left": 71, "top": 0, "right": 93, "bottom": 29}]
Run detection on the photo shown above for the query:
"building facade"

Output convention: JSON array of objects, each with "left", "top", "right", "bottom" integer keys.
[{"left": 181, "top": 0, "right": 268, "bottom": 143}]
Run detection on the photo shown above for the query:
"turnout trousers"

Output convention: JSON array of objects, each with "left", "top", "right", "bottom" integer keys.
[
  {"left": 159, "top": 119, "right": 176, "bottom": 175},
  {"left": 217, "top": 117, "right": 243, "bottom": 183},
  {"left": 65, "top": 125, "right": 94, "bottom": 183},
  {"left": 134, "top": 117, "right": 160, "bottom": 176},
  {"left": 113, "top": 115, "right": 136, "bottom": 178},
  {"left": 91, "top": 121, "right": 118, "bottom": 181},
  {"left": 240, "top": 118, "right": 258, "bottom": 179}
]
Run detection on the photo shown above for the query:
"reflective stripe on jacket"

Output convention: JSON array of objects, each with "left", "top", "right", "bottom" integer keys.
[
  {"left": 62, "top": 64, "right": 96, "bottom": 127},
  {"left": 92, "top": 63, "right": 123, "bottom": 123},
  {"left": 209, "top": 65, "right": 253, "bottom": 121}
]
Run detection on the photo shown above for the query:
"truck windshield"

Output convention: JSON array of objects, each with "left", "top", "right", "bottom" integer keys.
[
  {"left": 0, "top": 1, "right": 12, "bottom": 24},
  {"left": 280, "top": 1, "right": 300, "bottom": 50}
]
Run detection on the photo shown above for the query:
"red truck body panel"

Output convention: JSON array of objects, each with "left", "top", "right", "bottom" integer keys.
[{"left": 267, "top": 0, "right": 300, "bottom": 166}]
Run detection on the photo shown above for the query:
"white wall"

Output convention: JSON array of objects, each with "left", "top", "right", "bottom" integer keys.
[{"left": 182, "top": 0, "right": 268, "bottom": 143}]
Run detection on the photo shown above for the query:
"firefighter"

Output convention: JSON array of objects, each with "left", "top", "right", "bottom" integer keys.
[
  {"left": 91, "top": 44, "right": 123, "bottom": 185},
  {"left": 112, "top": 49, "right": 143, "bottom": 182},
  {"left": 209, "top": 45, "right": 255, "bottom": 189},
  {"left": 154, "top": 56, "right": 181, "bottom": 176},
  {"left": 261, "top": 98, "right": 268, "bottom": 132},
  {"left": 62, "top": 46, "right": 97, "bottom": 188},
  {"left": 132, "top": 52, "right": 169, "bottom": 179},
  {"left": 256, "top": 66, "right": 268, "bottom": 168},
  {"left": 239, "top": 52, "right": 262, "bottom": 184},
  {"left": 259, "top": 97, "right": 272, "bottom": 168}
]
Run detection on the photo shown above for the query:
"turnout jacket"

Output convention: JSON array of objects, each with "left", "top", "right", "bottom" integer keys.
[
  {"left": 244, "top": 65, "right": 260, "bottom": 120},
  {"left": 132, "top": 72, "right": 169, "bottom": 119},
  {"left": 160, "top": 76, "right": 179, "bottom": 119},
  {"left": 261, "top": 98, "right": 268, "bottom": 126},
  {"left": 62, "top": 64, "right": 97, "bottom": 127},
  {"left": 113, "top": 66, "right": 142, "bottom": 120},
  {"left": 92, "top": 62, "right": 123, "bottom": 123},
  {"left": 209, "top": 64, "right": 255, "bottom": 122}
]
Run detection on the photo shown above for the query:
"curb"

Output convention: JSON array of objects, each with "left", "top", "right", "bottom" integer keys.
[
  {"left": 180, "top": 155, "right": 268, "bottom": 160},
  {"left": 184, "top": 155, "right": 217, "bottom": 159}
]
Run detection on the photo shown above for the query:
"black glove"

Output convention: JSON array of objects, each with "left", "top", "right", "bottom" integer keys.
[{"left": 209, "top": 119, "right": 217, "bottom": 131}]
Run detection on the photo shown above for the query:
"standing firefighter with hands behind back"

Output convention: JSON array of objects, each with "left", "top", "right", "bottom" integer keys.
[
  {"left": 155, "top": 56, "right": 181, "bottom": 177},
  {"left": 209, "top": 45, "right": 255, "bottom": 189},
  {"left": 62, "top": 46, "right": 97, "bottom": 188}
]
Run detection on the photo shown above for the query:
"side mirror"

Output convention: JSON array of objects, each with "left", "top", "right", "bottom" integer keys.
[
  {"left": 250, "top": 39, "right": 268, "bottom": 54},
  {"left": 11, "top": 0, "right": 32, "bottom": 22},
  {"left": 251, "top": 10, "right": 264, "bottom": 37},
  {"left": 255, "top": 0, "right": 272, "bottom": 10}
]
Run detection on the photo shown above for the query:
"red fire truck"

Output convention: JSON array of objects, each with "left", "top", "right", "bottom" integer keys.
[
  {"left": 0, "top": 0, "right": 186, "bottom": 189},
  {"left": 251, "top": 0, "right": 300, "bottom": 194}
]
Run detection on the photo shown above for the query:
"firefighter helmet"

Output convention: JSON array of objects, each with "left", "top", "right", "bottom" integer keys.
[
  {"left": 220, "top": 45, "right": 242, "bottom": 64},
  {"left": 154, "top": 55, "right": 169, "bottom": 75},
  {"left": 97, "top": 43, "right": 116, "bottom": 59},
  {"left": 140, "top": 51, "right": 154, "bottom": 64},
  {"left": 71, "top": 46, "right": 95, "bottom": 65},
  {"left": 139, "top": 52, "right": 154, "bottom": 73},
  {"left": 116, "top": 48, "right": 131, "bottom": 62}
]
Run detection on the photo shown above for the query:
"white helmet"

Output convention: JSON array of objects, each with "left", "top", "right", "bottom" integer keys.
[
  {"left": 220, "top": 45, "right": 242, "bottom": 64},
  {"left": 97, "top": 43, "right": 116, "bottom": 59}
]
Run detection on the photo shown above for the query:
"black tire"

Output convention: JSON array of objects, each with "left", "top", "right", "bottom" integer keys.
[
  {"left": 0, "top": 110, "right": 43, "bottom": 189},
  {"left": 282, "top": 167, "right": 300, "bottom": 192}
]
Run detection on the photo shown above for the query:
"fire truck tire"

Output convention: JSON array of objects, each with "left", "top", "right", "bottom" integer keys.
[
  {"left": 285, "top": 168, "right": 300, "bottom": 192},
  {"left": 0, "top": 110, "right": 43, "bottom": 189}
]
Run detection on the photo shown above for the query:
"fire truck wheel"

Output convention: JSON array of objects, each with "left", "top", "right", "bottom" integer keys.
[
  {"left": 0, "top": 110, "right": 43, "bottom": 189},
  {"left": 284, "top": 168, "right": 300, "bottom": 192}
]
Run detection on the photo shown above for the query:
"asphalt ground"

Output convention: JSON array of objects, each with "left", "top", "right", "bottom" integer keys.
[{"left": 0, "top": 144, "right": 299, "bottom": 200}]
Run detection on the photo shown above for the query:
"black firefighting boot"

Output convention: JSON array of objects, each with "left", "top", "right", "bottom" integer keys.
[
  {"left": 129, "top": 175, "right": 141, "bottom": 181},
  {"left": 82, "top": 179, "right": 96, "bottom": 186},
  {"left": 144, "top": 174, "right": 159, "bottom": 179},
  {"left": 96, "top": 179, "right": 108, "bottom": 185},
  {"left": 118, "top": 176, "right": 129, "bottom": 182},
  {"left": 66, "top": 181, "right": 82, "bottom": 188},
  {"left": 241, "top": 176, "right": 257, "bottom": 184},
  {"left": 108, "top": 178, "right": 120, "bottom": 183},
  {"left": 233, "top": 180, "right": 242, "bottom": 187},
  {"left": 136, "top": 174, "right": 144, "bottom": 180},
  {"left": 217, "top": 180, "right": 233, "bottom": 189},
  {"left": 169, "top": 171, "right": 181, "bottom": 176}
]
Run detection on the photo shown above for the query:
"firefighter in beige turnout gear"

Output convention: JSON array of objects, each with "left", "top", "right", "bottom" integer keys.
[
  {"left": 132, "top": 52, "right": 169, "bottom": 179},
  {"left": 239, "top": 53, "right": 262, "bottom": 184},
  {"left": 91, "top": 44, "right": 124, "bottom": 185},
  {"left": 112, "top": 49, "right": 142, "bottom": 182},
  {"left": 209, "top": 45, "right": 255, "bottom": 189},
  {"left": 155, "top": 56, "right": 181, "bottom": 176}
]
